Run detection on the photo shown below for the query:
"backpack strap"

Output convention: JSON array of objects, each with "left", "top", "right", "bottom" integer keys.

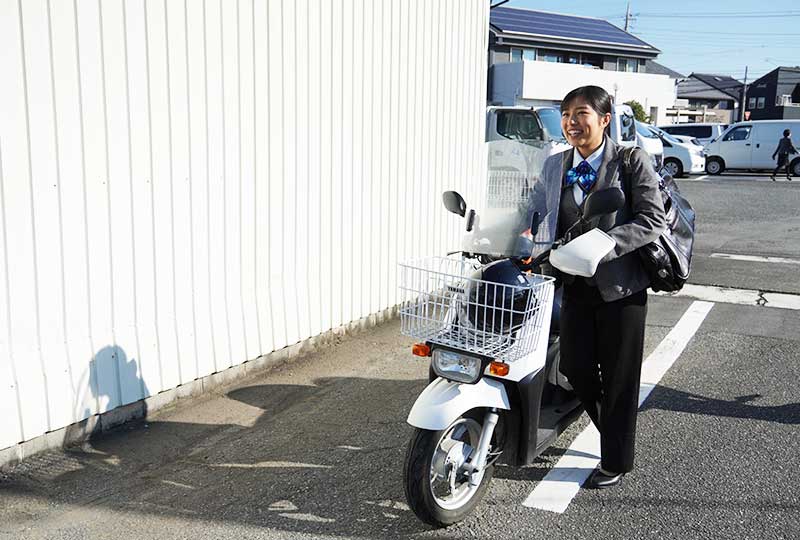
[{"left": 619, "top": 146, "right": 638, "bottom": 195}]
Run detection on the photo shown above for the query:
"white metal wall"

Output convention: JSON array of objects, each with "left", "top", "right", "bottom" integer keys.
[{"left": 0, "top": 0, "right": 489, "bottom": 449}]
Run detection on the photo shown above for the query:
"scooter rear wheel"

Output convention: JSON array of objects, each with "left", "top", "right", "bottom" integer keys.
[{"left": 403, "top": 412, "right": 495, "bottom": 527}]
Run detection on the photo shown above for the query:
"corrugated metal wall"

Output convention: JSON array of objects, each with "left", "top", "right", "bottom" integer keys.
[{"left": 0, "top": 0, "right": 488, "bottom": 449}]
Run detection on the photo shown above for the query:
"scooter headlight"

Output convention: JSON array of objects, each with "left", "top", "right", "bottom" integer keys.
[{"left": 432, "top": 349, "right": 482, "bottom": 384}]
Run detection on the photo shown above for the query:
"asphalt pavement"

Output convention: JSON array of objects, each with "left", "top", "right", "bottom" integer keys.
[{"left": 2, "top": 174, "right": 800, "bottom": 539}]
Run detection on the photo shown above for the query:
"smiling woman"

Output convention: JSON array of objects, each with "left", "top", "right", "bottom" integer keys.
[
  {"left": 540, "top": 84, "right": 667, "bottom": 489},
  {"left": 560, "top": 87, "right": 612, "bottom": 159}
]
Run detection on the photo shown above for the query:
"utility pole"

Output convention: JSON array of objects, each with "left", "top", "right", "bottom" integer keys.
[
  {"left": 740, "top": 66, "right": 749, "bottom": 122},
  {"left": 625, "top": 2, "right": 631, "bottom": 31}
]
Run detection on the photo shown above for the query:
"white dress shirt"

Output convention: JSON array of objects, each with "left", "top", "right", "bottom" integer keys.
[{"left": 571, "top": 142, "right": 605, "bottom": 205}]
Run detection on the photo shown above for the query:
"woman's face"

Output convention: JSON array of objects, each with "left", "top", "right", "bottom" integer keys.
[{"left": 560, "top": 98, "right": 611, "bottom": 153}]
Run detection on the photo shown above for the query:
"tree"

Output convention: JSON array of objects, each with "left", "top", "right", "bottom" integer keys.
[{"left": 624, "top": 100, "right": 650, "bottom": 123}]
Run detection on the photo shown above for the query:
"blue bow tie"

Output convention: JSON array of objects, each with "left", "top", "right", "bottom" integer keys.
[{"left": 565, "top": 160, "right": 598, "bottom": 194}]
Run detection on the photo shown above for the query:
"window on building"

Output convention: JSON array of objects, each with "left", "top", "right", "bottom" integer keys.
[
  {"left": 582, "top": 54, "right": 603, "bottom": 68},
  {"left": 510, "top": 48, "right": 535, "bottom": 62},
  {"left": 757, "top": 97, "right": 765, "bottom": 109},
  {"left": 748, "top": 97, "right": 756, "bottom": 109},
  {"left": 617, "top": 58, "right": 640, "bottom": 73},
  {"left": 525, "top": 49, "right": 601, "bottom": 68},
  {"left": 722, "top": 126, "right": 751, "bottom": 141},
  {"left": 540, "top": 50, "right": 563, "bottom": 63}
]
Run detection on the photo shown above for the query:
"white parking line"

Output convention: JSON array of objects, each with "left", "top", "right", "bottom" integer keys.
[
  {"left": 651, "top": 283, "right": 800, "bottom": 310},
  {"left": 522, "top": 301, "right": 714, "bottom": 514},
  {"left": 710, "top": 253, "right": 800, "bottom": 266}
]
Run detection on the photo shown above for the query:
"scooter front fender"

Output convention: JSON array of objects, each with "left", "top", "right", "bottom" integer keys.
[{"left": 407, "top": 377, "right": 510, "bottom": 431}]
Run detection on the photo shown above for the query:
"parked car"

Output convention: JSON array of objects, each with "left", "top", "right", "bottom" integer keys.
[
  {"left": 633, "top": 120, "right": 665, "bottom": 173},
  {"left": 657, "top": 122, "right": 728, "bottom": 146},
  {"left": 670, "top": 134, "right": 703, "bottom": 147},
  {"left": 646, "top": 125, "right": 706, "bottom": 177},
  {"left": 703, "top": 120, "right": 800, "bottom": 176}
]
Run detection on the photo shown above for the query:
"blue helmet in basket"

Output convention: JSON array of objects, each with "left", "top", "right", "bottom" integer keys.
[{"left": 458, "top": 259, "right": 534, "bottom": 336}]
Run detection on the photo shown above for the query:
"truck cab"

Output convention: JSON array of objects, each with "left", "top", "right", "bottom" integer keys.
[{"left": 486, "top": 106, "right": 570, "bottom": 173}]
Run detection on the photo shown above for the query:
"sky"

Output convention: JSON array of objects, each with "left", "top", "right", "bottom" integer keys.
[{"left": 499, "top": 0, "right": 800, "bottom": 82}]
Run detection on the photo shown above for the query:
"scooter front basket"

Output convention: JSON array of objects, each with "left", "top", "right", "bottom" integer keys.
[{"left": 398, "top": 256, "right": 554, "bottom": 362}]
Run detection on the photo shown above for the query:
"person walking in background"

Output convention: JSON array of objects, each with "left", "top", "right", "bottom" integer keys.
[{"left": 771, "top": 129, "right": 797, "bottom": 181}]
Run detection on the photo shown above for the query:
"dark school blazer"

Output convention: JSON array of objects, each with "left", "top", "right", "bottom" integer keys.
[{"left": 541, "top": 135, "right": 667, "bottom": 302}]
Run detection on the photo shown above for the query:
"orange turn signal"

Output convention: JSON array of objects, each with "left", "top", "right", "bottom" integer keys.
[
  {"left": 412, "top": 343, "right": 431, "bottom": 357},
  {"left": 488, "top": 361, "right": 510, "bottom": 377}
]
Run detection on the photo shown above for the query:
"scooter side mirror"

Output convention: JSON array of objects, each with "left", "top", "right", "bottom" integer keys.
[
  {"left": 582, "top": 187, "right": 625, "bottom": 222},
  {"left": 442, "top": 191, "right": 467, "bottom": 217}
]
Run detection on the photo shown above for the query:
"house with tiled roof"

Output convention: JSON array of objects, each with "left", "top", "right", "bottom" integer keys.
[
  {"left": 488, "top": 6, "right": 678, "bottom": 124},
  {"left": 675, "top": 73, "right": 743, "bottom": 123}
]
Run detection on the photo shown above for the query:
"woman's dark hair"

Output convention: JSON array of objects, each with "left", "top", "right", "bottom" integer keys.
[
  {"left": 560, "top": 85, "right": 613, "bottom": 117},
  {"left": 784, "top": 129, "right": 791, "bottom": 137}
]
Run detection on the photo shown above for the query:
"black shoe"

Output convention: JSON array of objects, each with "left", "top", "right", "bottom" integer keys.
[{"left": 587, "top": 469, "right": 624, "bottom": 489}]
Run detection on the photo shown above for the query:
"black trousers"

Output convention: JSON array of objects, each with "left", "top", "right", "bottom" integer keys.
[
  {"left": 559, "top": 278, "right": 648, "bottom": 474},
  {"left": 773, "top": 153, "right": 791, "bottom": 178}
]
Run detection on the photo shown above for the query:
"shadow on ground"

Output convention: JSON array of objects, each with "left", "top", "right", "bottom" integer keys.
[
  {"left": 0, "top": 375, "right": 466, "bottom": 538},
  {"left": 641, "top": 386, "right": 800, "bottom": 425}
]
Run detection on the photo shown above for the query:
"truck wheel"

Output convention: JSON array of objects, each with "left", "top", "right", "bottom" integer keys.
[
  {"left": 664, "top": 158, "right": 684, "bottom": 178},
  {"left": 706, "top": 157, "right": 724, "bottom": 175},
  {"left": 791, "top": 158, "right": 800, "bottom": 177}
]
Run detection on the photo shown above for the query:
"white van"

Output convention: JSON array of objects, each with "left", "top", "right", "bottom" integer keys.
[
  {"left": 703, "top": 120, "right": 800, "bottom": 176},
  {"left": 657, "top": 123, "right": 729, "bottom": 146}
]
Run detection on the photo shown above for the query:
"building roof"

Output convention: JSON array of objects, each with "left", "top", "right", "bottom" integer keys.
[
  {"left": 490, "top": 7, "right": 659, "bottom": 55},
  {"left": 648, "top": 61, "right": 684, "bottom": 79},
  {"left": 750, "top": 66, "right": 800, "bottom": 85},
  {"left": 677, "top": 73, "right": 743, "bottom": 101},
  {"left": 686, "top": 73, "right": 743, "bottom": 100}
]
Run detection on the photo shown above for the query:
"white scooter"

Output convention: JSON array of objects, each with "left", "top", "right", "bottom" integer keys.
[{"left": 399, "top": 150, "right": 625, "bottom": 527}]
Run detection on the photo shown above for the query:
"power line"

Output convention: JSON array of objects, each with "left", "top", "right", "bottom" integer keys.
[
  {"left": 634, "top": 28, "right": 800, "bottom": 36},
  {"left": 635, "top": 9, "right": 800, "bottom": 17}
]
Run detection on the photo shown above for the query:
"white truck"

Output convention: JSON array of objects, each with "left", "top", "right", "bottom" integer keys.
[{"left": 485, "top": 106, "right": 570, "bottom": 172}]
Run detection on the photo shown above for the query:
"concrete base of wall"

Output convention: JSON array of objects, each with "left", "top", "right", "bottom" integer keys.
[{"left": 0, "top": 306, "right": 399, "bottom": 471}]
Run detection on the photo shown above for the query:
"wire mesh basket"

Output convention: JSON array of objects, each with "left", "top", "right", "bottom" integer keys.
[{"left": 398, "top": 256, "right": 554, "bottom": 362}]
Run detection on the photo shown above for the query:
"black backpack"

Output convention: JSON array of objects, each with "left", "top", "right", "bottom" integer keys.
[{"left": 621, "top": 148, "right": 695, "bottom": 292}]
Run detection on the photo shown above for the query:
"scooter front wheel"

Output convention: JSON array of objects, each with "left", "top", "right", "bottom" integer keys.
[{"left": 403, "top": 412, "right": 495, "bottom": 527}]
